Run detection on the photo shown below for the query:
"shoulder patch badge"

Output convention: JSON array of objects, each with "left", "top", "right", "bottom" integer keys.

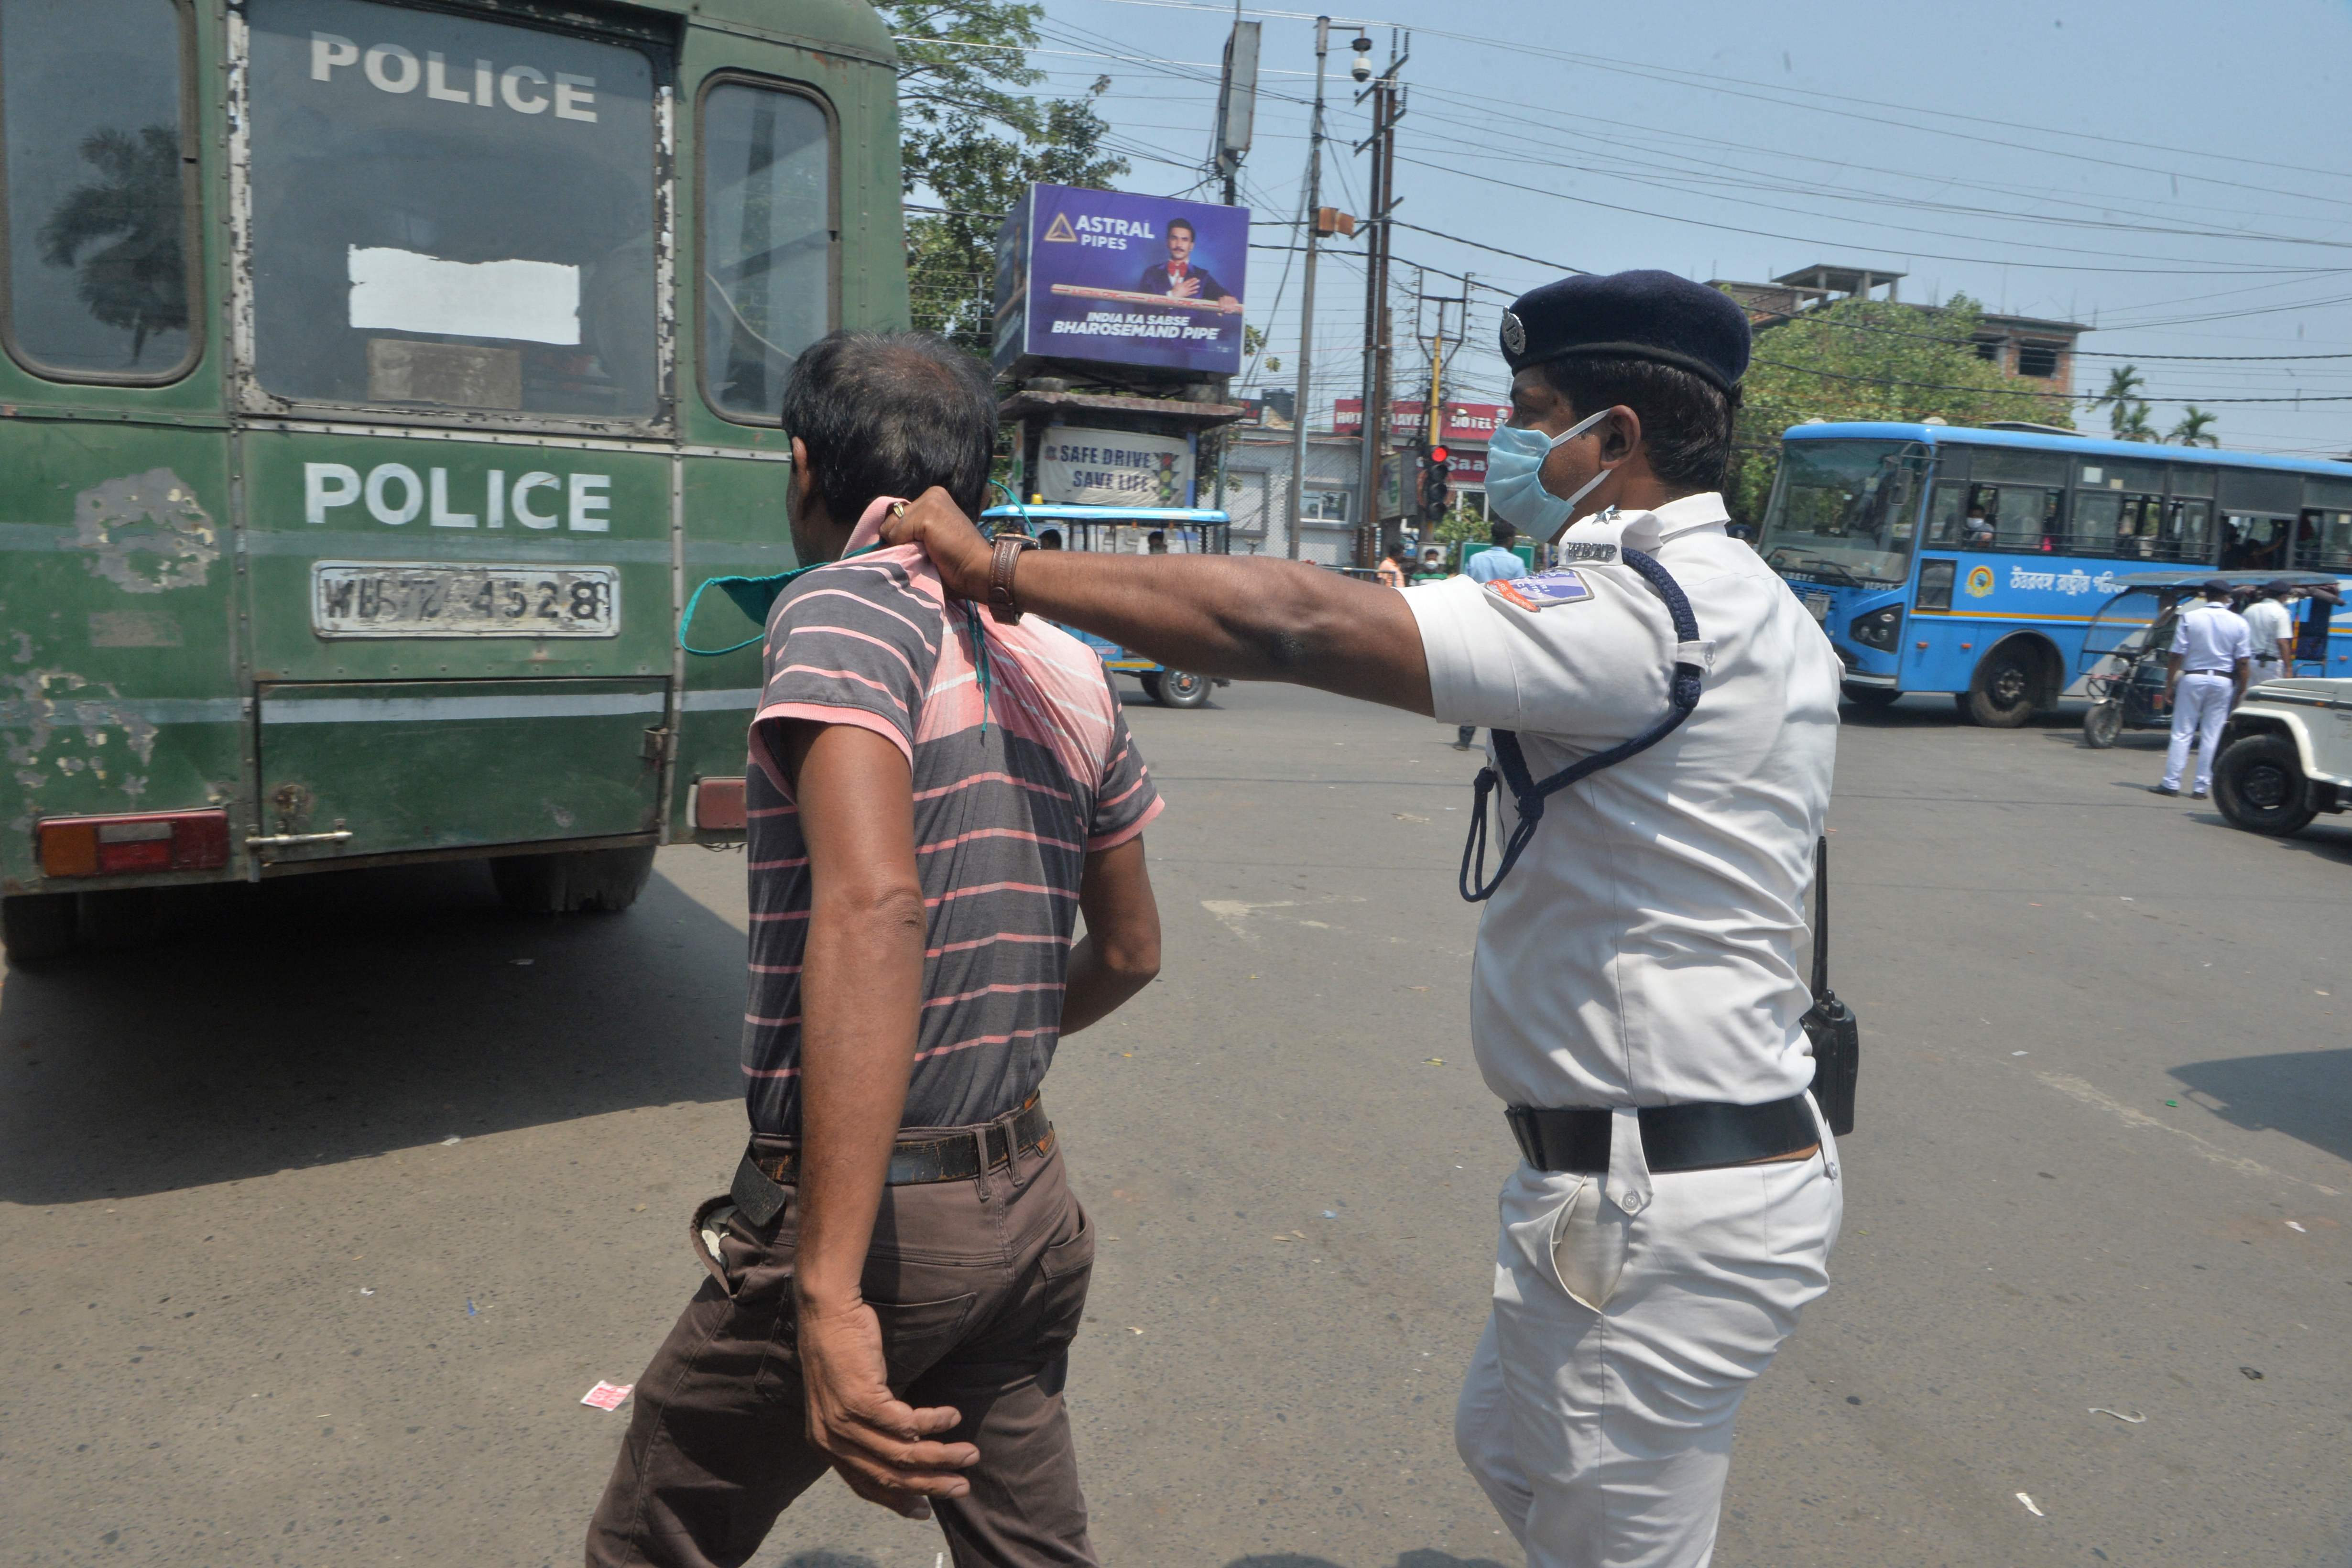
[
  {"left": 1556, "top": 541, "right": 1618, "bottom": 563},
  {"left": 1487, "top": 568, "right": 1593, "bottom": 611}
]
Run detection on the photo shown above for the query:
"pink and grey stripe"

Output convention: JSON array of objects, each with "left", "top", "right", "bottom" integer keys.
[{"left": 740, "top": 542, "right": 1162, "bottom": 1134}]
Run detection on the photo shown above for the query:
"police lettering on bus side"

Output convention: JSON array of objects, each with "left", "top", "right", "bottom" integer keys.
[
  {"left": 309, "top": 32, "right": 598, "bottom": 121},
  {"left": 303, "top": 462, "right": 610, "bottom": 532}
]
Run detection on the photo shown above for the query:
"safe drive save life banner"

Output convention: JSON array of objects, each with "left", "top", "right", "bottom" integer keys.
[{"left": 992, "top": 184, "right": 1251, "bottom": 377}]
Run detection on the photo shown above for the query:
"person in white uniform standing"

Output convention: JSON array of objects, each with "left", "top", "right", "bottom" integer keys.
[
  {"left": 2159, "top": 579, "right": 2253, "bottom": 798},
  {"left": 879, "top": 269, "right": 1845, "bottom": 1568},
  {"left": 2241, "top": 579, "right": 2296, "bottom": 682}
]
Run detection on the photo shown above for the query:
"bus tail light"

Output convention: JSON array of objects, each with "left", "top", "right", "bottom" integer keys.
[
  {"left": 37, "top": 810, "right": 230, "bottom": 878},
  {"left": 1851, "top": 606, "right": 1903, "bottom": 651},
  {"left": 692, "top": 777, "right": 747, "bottom": 832}
]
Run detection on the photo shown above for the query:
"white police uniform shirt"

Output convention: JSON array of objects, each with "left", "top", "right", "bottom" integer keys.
[
  {"left": 2241, "top": 597, "right": 2292, "bottom": 665},
  {"left": 2174, "top": 602, "right": 2254, "bottom": 673},
  {"left": 1400, "top": 491, "right": 1842, "bottom": 1112}
]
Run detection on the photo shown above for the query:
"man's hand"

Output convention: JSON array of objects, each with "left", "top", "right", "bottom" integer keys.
[
  {"left": 798, "top": 1295, "right": 977, "bottom": 1518},
  {"left": 1217, "top": 294, "right": 1241, "bottom": 313},
  {"left": 1171, "top": 274, "right": 1201, "bottom": 298},
  {"left": 883, "top": 490, "right": 993, "bottom": 601}
]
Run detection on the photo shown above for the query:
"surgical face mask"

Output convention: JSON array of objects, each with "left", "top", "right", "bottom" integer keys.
[{"left": 1483, "top": 407, "right": 1612, "bottom": 536}]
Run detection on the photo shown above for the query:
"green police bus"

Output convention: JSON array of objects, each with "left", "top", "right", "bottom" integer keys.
[{"left": 0, "top": 0, "right": 904, "bottom": 958}]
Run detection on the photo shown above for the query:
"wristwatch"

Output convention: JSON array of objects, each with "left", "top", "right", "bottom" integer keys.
[{"left": 988, "top": 533, "right": 1035, "bottom": 625}]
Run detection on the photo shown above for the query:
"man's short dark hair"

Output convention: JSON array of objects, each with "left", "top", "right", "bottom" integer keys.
[
  {"left": 1535, "top": 353, "right": 1737, "bottom": 493},
  {"left": 1489, "top": 521, "right": 1516, "bottom": 546},
  {"left": 779, "top": 330, "right": 997, "bottom": 522},
  {"left": 1168, "top": 218, "right": 1195, "bottom": 239}
]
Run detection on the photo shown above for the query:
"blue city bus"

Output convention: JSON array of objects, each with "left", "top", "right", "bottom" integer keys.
[
  {"left": 980, "top": 504, "right": 1230, "bottom": 707},
  {"left": 1757, "top": 422, "right": 2352, "bottom": 723}
]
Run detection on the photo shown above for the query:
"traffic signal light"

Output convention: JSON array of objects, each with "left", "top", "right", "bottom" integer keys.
[{"left": 1419, "top": 446, "right": 1451, "bottom": 523}]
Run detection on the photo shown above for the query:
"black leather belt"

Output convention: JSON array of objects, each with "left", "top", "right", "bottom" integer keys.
[
  {"left": 1507, "top": 1093, "right": 1818, "bottom": 1175},
  {"left": 730, "top": 1095, "right": 1053, "bottom": 1226}
]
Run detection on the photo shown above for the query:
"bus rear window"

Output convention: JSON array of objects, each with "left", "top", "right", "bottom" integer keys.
[
  {"left": 244, "top": 0, "right": 658, "bottom": 419},
  {"left": 700, "top": 80, "right": 831, "bottom": 424},
  {"left": 0, "top": 0, "right": 196, "bottom": 382}
]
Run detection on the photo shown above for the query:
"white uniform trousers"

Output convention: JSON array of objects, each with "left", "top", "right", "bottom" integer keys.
[
  {"left": 2163, "top": 672, "right": 2235, "bottom": 794},
  {"left": 1454, "top": 1110, "right": 1840, "bottom": 1568}
]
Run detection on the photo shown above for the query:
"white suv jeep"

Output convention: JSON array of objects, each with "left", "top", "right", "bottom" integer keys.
[{"left": 2214, "top": 678, "right": 2352, "bottom": 836}]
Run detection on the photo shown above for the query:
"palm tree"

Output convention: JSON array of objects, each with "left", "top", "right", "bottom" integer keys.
[
  {"left": 2170, "top": 406, "right": 2219, "bottom": 447},
  {"left": 2094, "top": 364, "right": 2148, "bottom": 439},
  {"left": 36, "top": 124, "right": 186, "bottom": 363},
  {"left": 2115, "top": 402, "right": 2158, "bottom": 442}
]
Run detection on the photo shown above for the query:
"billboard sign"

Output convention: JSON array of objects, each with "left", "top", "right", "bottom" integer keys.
[
  {"left": 1334, "top": 399, "right": 1513, "bottom": 445},
  {"left": 993, "top": 183, "right": 1251, "bottom": 376},
  {"left": 1035, "top": 426, "right": 1196, "bottom": 508}
]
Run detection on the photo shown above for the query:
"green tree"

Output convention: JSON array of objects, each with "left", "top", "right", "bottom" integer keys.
[
  {"left": 1726, "top": 294, "right": 2071, "bottom": 526},
  {"left": 884, "top": 3, "right": 1128, "bottom": 354},
  {"left": 2094, "top": 363, "right": 2154, "bottom": 440},
  {"left": 2114, "top": 402, "right": 2158, "bottom": 442},
  {"left": 2170, "top": 405, "right": 2219, "bottom": 447},
  {"left": 37, "top": 124, "right": 185, "bottom": 361}
]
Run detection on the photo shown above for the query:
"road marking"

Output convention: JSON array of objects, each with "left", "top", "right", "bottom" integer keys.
[
  {"left": 2035, "top": 1071, "right": 2335, "bottom": 1194},
  {"left": 1198, "top": 895, "right": 1363, "bottom": 941}
]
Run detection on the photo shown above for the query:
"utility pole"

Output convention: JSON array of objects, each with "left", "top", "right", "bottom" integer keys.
[
  {"left": 1286, "top": 17, "right": 1330, "bottom": 562},
  {"left": 1352, "top": 30, "right": 1406, "bottom": 567}
]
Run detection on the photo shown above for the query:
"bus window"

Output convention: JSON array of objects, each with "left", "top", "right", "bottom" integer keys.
[
  {"left": 2299, "top": 510, "right": 2352, "bottom": 573},
  {"left": 2161, "top": 498, "right": 2213, "bottom": 564},
  {"left": 1967, "top": 481, "right": 2058, "bottom": 553},
  {"left": 2220, "top": 514, "right": 2289, "bottom": 572},
  {"left": 243, "top": 0, "right": 659, "bottom": 419},
  {"left": 1924, "top": 480, "right": 1969, "bottom": 544},
  {"left": 700, "top": 80, "right": 831, "bottom": 424},
  {"left": 2072, "top": 488, "right": 2167, "bottom": 557},
  {"left": 0, "top": 0, "right": 196, "bottom": 382}
]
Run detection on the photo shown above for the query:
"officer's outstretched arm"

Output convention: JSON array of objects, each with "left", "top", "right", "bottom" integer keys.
[{"left": 882, "top": 488, "right": 1436, "bottom": 715}]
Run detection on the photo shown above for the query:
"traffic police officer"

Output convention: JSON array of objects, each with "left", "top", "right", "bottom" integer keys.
[{"left": 881, "top": 269, "right": 1844, "bottom": 1568}]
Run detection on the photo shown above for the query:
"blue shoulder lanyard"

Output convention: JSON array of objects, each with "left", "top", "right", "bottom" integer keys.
[{"left": 1457, "top": 546, "right": 1709, "bottom": 903}]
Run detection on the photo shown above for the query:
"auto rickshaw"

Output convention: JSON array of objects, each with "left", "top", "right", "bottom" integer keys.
[
  {"left": 2077, "top": 570, "right": 2340, "bottom": 748},
  {"left": 979, "top": 503, "right": 1232, "bottom": 708}
]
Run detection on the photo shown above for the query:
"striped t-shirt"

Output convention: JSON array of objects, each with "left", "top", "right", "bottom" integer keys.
[{"left": 742, "top": 537, "right": 1163, "bottom": 1134}]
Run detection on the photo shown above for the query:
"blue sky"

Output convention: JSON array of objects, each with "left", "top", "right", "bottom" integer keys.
[{"left": 984, "top": 0, "right": 2352, "bottom": 456}]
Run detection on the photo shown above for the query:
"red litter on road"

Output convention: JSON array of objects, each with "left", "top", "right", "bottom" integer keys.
[{"left": 581, "top": 1381, "right": 634, "bottom": 1412}]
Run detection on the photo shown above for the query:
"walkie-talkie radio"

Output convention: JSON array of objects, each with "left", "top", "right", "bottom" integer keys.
[{"left": 1801, "top": 835, "right": 1860, "bottom": 1137}]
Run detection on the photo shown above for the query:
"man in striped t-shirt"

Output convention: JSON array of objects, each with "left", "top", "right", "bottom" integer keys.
[{"left": 589, "top": 333, "right": 1163, "bottom": 1568}]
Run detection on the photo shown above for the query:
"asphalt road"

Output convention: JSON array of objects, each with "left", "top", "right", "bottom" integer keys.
[{"left": 3, "top": 682, "right": 2348, "bottom": 1568}]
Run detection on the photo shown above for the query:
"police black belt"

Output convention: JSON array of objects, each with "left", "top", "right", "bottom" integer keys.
[
  {"left": 1506, "top": 1094, "right": 1818, "bottom": 1175},
  {"left": 730, "top": 1095, "right": 1054, "bottom": 1224}
]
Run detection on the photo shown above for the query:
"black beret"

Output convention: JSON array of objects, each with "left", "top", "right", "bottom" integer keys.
[{"left": 1500, "top": 269, "right": 1751, "bottom": 393}]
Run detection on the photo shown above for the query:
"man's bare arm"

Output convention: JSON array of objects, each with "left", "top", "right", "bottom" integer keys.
[
  {"left": 1061, "top": 836, "right": 1161, "bottom": 1035},
  {"left": 882, "top": 489, "right": 1435, "bottom": 715},
  {"left": 781, "top": 720, "right": 978, "bottom": 1516}
]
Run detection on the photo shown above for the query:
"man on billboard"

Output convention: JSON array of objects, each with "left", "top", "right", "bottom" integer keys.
[{"left": 1135, "top": 218, "right": 1241, "bottom": 313}]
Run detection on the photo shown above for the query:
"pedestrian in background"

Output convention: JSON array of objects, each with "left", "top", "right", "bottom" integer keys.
[
  {"left": 1465, "top": 521, "right": 1530, "bottom": 584},
  {"left": 1455, "top": 525, "right": 1534, "bottom": 747},
  {"left": 588, "top": 331, "right": 1165, "bottom": 1568},
  {"left": 2243, "top": 578, "right": 2295, "bottom": 681},
  {"left": 2159, "top": 578, "right": 2253, "bottom": 799},
  {"left": 1377, "top": 547, "right": 1407, "bottom": 588}
]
